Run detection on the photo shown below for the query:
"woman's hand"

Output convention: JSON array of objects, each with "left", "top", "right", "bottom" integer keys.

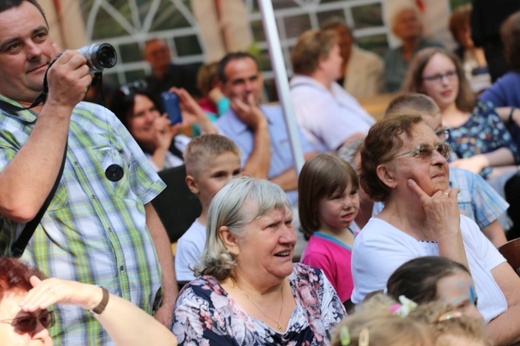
[
  {"left": 20, "top": 277, "right": 178, "bottom": 345},
  {"left": 407, "top": 179, "right": 461, "bottom": 240},
  {"left": 208, "top": 86, "right": 225, "bottom": 104},
  {"left": 408, "top": 179, "right": 468, "bottom": 267},
  {"left": 449, "top": 155, "right": 488, "bottom": 174},
  {"left": 153, "top": 115, "right": 175, "bottom": 150},
  {"left": 19, "top": 276, "right": 103, "bottom": 312},
  {"left": 169, "top": 87, "right": 217, "bottom": 134}
]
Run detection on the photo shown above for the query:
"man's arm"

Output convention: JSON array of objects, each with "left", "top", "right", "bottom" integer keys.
[
  {"left": 270, "top": 151, "right": 315, "bottom": 191},
  {"left": 0, "top": 51, "right": 92, "bottom": 222},
  {"left": 230, "top": 95, "right": 271, "bottom": 178},
  {"left": 145, "top": 203, "right": 178, "bottom": 327},
  {"left": 450, "top": 148, "right": 515, "bottom": 174},
  {"left": 243, "top": 119, "right": 270, "bottom": 178},
  {"left": 482, "top": 220, "right": 507, "bottom": 247}
]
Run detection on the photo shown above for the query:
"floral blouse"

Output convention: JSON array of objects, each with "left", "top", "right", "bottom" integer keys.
[
  {"left": 172, "top": 263, "right": 346, "bottom": 345},
  {"left": 446, "top": 101, "right": 520, "bottom": 178}
]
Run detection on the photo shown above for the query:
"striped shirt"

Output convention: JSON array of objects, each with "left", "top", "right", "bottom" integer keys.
[{"left": 0, "top": 97, "right": 166, "bottom": 345}]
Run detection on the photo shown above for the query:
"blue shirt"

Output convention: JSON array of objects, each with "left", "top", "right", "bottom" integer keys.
[
  {"left": 479, "top": 71, "right": 520, "bottom": 148},
  {"left": 449, "top": 166, "right": 508, "bottom": 229},
  {"left": 216, "top": 105, "right": 313, "bottom": 204}
]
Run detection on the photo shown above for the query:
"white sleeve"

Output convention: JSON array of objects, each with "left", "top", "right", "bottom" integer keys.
[
  {"left": 461, "top": 215, "right": 506, "bottom": 272},
  {"left": 174, "top": 223, "right": 204, "bottom": 282},
  {"left": 351, "top": 226, "right": 420, "bottom": 304},
  {"left": 295, "top": 97, "right": 367, "bottom": 151}
]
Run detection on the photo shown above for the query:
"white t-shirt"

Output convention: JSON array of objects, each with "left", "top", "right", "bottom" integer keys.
[
  {"left": 175, "top": 219, "right": 206, "bottom": 282},
  {"left": 290, "top": 75, "right": 375, "bottom": 152},
  {"left": 351, "top": 215, "right": 507, "bottom": 323}
]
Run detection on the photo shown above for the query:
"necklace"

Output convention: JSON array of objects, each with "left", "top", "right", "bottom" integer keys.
[{"left": 238, "top": 283, "right": 285, "bottom": 331}]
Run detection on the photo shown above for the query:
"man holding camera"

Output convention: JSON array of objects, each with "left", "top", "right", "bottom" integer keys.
[{"left": 0, "top": 1, "right": 177, "bottom": 345}]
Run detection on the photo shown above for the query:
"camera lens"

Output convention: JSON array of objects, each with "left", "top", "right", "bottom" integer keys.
[
  {"left": 96, "top": 43, "right": 117, "bottom": 69},
  {"left": 78, "top": 43, "right": 117, "bottom": 73}
]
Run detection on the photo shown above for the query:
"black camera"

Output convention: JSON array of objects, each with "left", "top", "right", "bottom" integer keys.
[{"left": 77, "top": 43, "right": 117, "bottom": 73}]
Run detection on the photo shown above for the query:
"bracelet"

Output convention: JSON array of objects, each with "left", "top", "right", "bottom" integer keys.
[
  {"left": 508, "top": 107, "right": 517, "bottom": 125},
  {"left": 89, "top": 286, "right": 109, "bottom": 316}
]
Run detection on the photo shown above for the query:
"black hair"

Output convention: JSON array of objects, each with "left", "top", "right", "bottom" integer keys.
[
  {"left": 216, "top": 51, "right": 260, "bottom": 83},
  {"left": 386, "top": 256, "right": 470, "bottom": 303},
  {"left": 108, "top": 81, "right": 160, "bottom": 128},
  {"left": 0, "top": 0, "right": 48, "bottom": 27}
]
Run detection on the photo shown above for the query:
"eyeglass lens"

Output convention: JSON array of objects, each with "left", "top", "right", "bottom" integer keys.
[
  {"left": 423, "top": 70, "right": 457, "bottom": 82},
  {"left": 12, "top": 311, "right": 55, "bottom": 333},
  {"left": 417, "top": 143, "right": 450, "bottom": 159},
  {"left": 435, "top": 128, "right": 449, "bottom": 141}
]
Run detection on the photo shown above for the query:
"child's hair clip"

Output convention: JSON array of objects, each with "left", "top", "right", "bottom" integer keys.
[
  {"left": 438, "top": 310, "right": 463, "bottom": 321},
  {"left": 390, "top": 295, "right": 418, "bottom": 317},
  {"left": 340, "top": 325, "right": 351, "bottom": 346},
  {"left": 359, "top": 327, "right": 370, "bottom": 346}
]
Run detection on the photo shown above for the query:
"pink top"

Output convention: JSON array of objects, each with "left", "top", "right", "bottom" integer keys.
[{"left": 301, "top": 231, "right": 354, "bottom": 302}]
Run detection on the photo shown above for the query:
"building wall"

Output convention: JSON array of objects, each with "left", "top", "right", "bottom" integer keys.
[{"left": 53, "top": 0, "right": 469, "bottom": 100}]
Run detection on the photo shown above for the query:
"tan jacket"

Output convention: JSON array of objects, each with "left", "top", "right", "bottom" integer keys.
[{"left": 343, "top": 46, "right": 384, "bottom": 99}]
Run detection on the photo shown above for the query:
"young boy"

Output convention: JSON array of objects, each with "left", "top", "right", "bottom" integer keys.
[{"left": 175, "top": 134, "right": 241, "bottom": 284}]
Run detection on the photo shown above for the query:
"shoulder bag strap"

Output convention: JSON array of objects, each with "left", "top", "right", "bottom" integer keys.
[{"left": 11, "top": 144, "right": 67, "bottom": 257}]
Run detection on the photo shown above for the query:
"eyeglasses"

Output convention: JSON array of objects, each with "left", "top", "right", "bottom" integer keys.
[
  {"left": 422, "top": 70, "right": 458, "bottom": 83},
  {"left": 435, "top": 128, "right": 450, "bottom": 141},
  {"left": 394, "top": 143, "right": 451, "bottom": 160},
  {"left": 0, "top": 310, "right": 55, "bottom": 334}
]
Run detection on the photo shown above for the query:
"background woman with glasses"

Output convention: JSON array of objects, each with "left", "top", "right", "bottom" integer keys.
[
  {"left": 0, "top": 257, "right": 177, "bottom": 345},
  {"left": 350, "top": 115, "right": 520, "bottom": 346},
  {"left": 402, "top": 47, "right": 519, "bottom": 182}
]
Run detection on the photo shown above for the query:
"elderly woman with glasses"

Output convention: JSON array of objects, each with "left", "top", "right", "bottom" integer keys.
[
  {"left": 401, "top": 47, "right": 519, "bottom": 181},
  {"left": 172, "top": 177, "right": 346, "bottom": 345},
  {"left": 0, "top": 257, "right": 177, "bottom": 346},
  {"left": 350, "top": 114, "right": 520, "bottom": 346}
]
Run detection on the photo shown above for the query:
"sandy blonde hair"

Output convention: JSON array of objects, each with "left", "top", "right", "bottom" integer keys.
[{"left": 184, "top": 134, "right": 241, "bottom": 178}]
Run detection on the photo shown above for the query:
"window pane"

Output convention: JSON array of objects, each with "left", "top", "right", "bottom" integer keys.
[
  {"left": 174, "top": 35, "right": 202, "bottom": 56},
  {"left": 352, "top": 4, "right": 383, "bottom": 29},
  {"left": 119, "top": 42, "right": 143, "bottom": 64}
]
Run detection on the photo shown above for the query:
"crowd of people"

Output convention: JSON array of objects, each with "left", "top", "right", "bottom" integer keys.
[{"left": 2, "top": 0, "right": 520, "bottom": 345}]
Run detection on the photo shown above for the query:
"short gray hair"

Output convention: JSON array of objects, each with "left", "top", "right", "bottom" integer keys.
[{"left": 196, "top": 177, "right": 289, "bottom": 281}]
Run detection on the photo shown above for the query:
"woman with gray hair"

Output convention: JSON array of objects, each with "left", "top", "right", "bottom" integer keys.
[{"left": 171, "top": 177, "right": 345, "bottom": 345}]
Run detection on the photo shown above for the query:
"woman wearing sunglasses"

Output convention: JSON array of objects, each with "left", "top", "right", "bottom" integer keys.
[
  {"left": 0, "top": 257, "right": 177, "bottom": 346},
  {"left": 350, "top": 115, "right": 520, "bottom": 346}
]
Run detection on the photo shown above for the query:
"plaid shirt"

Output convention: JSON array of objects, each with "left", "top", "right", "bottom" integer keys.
[
  {"left": 449, "top": 166, "right": 509, "bottom": 229},
  {"left": 0, "top": 97, "right": 166, "bottom": 345}
]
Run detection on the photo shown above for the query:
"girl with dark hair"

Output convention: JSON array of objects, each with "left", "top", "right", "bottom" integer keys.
[
  {"left": 386, "top": 256, "right": 483, "bottom": 322},
  {"left": 298, "top": 153, "right": 360, "bottom": 303}
]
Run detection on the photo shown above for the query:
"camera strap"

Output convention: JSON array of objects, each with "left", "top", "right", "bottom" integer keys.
[
  {"left": 11, "top": 144, "right": 67, "bottom": 258},
  {"left": 0, "top": 79, "right": 49, "bottom": 116}
]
